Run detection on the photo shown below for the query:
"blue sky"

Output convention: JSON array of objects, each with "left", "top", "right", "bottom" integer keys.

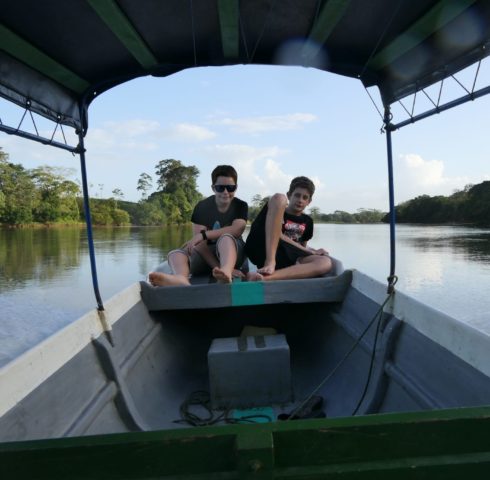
[{"left": 1, "top": 62, "right": 489, "bottom": 214}]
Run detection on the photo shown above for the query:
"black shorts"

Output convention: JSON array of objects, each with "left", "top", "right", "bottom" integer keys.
[{"left": 245, "top": 205, "right": 310, "bottom": 269}]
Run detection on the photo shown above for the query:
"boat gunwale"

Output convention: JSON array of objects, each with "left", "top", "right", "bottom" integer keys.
[
  {"left": 352, "top": 270, "right": 490, "bottom": 378},
  {"left": 0, "top": 283, "right": 141, "bottom": 418}
]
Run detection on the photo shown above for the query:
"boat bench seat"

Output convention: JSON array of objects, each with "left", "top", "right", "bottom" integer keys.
[{"left": 140, "top": 270, "right": 353, "bottom": 311}]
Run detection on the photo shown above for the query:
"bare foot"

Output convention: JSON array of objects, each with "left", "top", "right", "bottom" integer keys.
[
  {"left": 257, "top": 263, "right": 275, "bottom": 276},
  {"left": 212, "top": 267, "right": 232, "bottom": 284},
  {"left": 148, "top": 272, "right": 190, "bottom": 287},
  {"left": 246, "top": 271, "right": 264, "bottom": 282},
  {"left": 232, "top": 269, "right": 245, "bottom": 280}
]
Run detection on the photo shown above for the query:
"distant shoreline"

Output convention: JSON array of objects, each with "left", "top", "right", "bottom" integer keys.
[{"left": 3, "top": 221, "right": 488, "bottom": 229}]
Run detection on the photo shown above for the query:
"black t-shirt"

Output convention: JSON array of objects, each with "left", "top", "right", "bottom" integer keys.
[
  {"left": 245, "top": 204, "right": 314, "bottom": 267},
  {"left": 282, "top": 210, "right": 313, "bottom": 244},
  {"left": 191, "top": 196, "right": 248, "bottom": 232}
]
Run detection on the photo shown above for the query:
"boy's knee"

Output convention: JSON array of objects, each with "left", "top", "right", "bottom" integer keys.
[
  {"left": 216, "top": 233, "right": 237, "bottom": 249},
  {"left": 168, "top": 249, "right": 187, "bottom": 259},
  {"left": 319, "top": 255, "right": 333, "bottom": 273},
  {"left": 269, "top": 193, "right": 288, "bottom": 208}
]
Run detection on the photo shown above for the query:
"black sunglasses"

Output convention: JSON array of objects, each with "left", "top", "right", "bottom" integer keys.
[{"left": 213, "top": 184, "right": 237, "bottom": 193}]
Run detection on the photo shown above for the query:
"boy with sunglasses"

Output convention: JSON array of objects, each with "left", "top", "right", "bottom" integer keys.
[
  {"left": 149, "top": 165, "right": 248, "bottom": 286},
  {"left": 245, "top": 176, "right": 332, "bottom": 281}
]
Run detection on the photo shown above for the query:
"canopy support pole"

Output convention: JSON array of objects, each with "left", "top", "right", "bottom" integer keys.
[
  {"left": 77, "top": 131, "right": 104, "bottom": 312},
  {"left": 384, "top": 106, "right": 397, "bottom": 294}
]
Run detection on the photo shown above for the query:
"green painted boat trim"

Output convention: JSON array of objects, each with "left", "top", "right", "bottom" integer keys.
[
  {"left": 218, "top": 0, "right": 239, "bottom": 59},
  {"left": 231, "top": 281, "right": 264, "bottom": 306},
  {"left": 1, "top": 405, "right": 490, "bottom": 479},
  {"left": 0, "top": 24, "right": 89, "bottom": 94},
  {"left": 87, "top": 0, "right": 159, "bottom": 69},
  {"left": 369, "top": 0, "right": 478, "bottom": 71}
]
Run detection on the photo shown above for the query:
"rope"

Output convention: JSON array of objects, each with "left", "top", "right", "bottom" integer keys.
[
  {"left": 286, "top": 293, "right": 394, "bottom": 421},
  {"left": 351, "top": 297, "right": 388, "bottom": 415},
  {"left": 174, "top": 391, "right": 273, "bottom": 426}
]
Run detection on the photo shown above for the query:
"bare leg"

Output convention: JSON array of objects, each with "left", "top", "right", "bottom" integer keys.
[
  {"left": 258, "top": 193, "right": 288, "bottom": 276},
  {"left": 212, "top": 235, "right": 237, "bottom": 284},
  {"left": 248, "top": 255, "right": 332, "bottom": 282},
  {"left": 148, "top": 251, "right": 191, "bottom": 286}
]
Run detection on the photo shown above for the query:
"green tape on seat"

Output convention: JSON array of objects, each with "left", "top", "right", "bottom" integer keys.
[{"left": 231, "top": 282, "right": 264, "bottom": 306}]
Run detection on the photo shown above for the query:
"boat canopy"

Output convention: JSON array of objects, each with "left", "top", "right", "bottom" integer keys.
[{"left": 1, "top": 0, "right": 490, "bottom": 133}]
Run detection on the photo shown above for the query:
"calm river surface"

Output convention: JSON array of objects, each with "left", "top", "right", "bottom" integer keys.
[{"left": 1, "top": 224, "right": 490, "bottom": 366}]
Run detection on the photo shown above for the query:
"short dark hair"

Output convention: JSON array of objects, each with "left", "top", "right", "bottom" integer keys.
[
  {"left": 211, "top": 165, "right": 237, "bottom": 184},
  {"left": 288, "top": 176, "right": 315, "bottom": 198}
]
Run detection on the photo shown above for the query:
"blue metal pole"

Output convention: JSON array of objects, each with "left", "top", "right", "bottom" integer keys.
[
  {"left": 384, "top": 106, "right": 397, "bottom": 294},
  {"left": 77, "top": 131, "right": 104, "bottom": 311}
]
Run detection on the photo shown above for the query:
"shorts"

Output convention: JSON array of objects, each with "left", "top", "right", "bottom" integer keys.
[
  {"left": 245, "top": 206, "right": 311, "bottom": 269},
  {"left": 169, "top": 234, "right": 246, "bottom": 276},
  {"left": 246, "top": 237, "right": 311, "bottom": 270}
]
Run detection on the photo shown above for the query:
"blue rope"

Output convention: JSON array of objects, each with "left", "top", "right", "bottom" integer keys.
[
  {"left": 384, "top": 107, "right": 397, "bottom": 294},
  {"left": 78, "top": 131, "right": 104, "bottom": 311}
]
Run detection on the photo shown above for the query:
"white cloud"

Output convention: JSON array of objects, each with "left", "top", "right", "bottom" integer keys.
[
  {"left": 198, "top": 143, "right": 296, "bottom": 201},
  {"left": 395, "top": 153, "right": 471, "bottom": 201},
  {"left": 401, "top": 153, "right": 445, "bottom": 187},
  {"left": 86, "top": 119, "right": 215, "bottom": 152},
  {"left": 163, "top": 123, "right": 216, "bottom": 141},
  {"left": 104, "top": 119, "right": 161, "bottom": 137},
  {"left": 214, "top": 113, "right": 317, "bottom": 134}
]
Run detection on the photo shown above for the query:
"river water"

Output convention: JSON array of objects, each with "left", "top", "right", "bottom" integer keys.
[{"left": 1, "top": 224, "right": 490, "bottom": 366}]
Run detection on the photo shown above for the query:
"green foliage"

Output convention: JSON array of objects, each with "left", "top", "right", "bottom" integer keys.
[
  {"left": 309, "top": 206, "right": 321, "bottom": 221},
  {"left": 386, "top": 182, "right": 490, "bottom": 225},
  {"left": 149, "top": 159, "right": 203, "bottom": 224},
  {"left": 463, "top": 181, "right": 490, "bottom": 225},
  {"left": 81, "top": 198, "right": 131, "bottom": 226},
  {"left": 248, "top": 194, "right": 269, "bottom": 222},
  {"left": 0, "top": 149, "right": 202, "bottom": 227},
  {"left": 112, "top": 208, "right": 130, "bottom": 226},
  {"left": 131, "top": 200, "right": 166, "bottom": 225},
  {"left": 1, "top": 152, "right": 80, "bottom": 225},
  {"left": 317, "top": 208, "right": 385, "bottom": 223},
  {"left": 137, "top": 172, "right": 152, "bottom": 200},
  {"left": 31, "top": 166, "right": 80, "bottom": 223},
  {"left": 0, "top": 152, "right": 37, "bottom": 224}
]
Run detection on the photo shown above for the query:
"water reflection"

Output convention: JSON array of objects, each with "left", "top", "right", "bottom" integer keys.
[
  {"left": 0, "top": 228, "right": 82, "bottom": 289},
  {"left": 0, "top": 225, "right": 194, "bottom": 294},
  {"left": 0, "top": 225, "right": 194, "bottom": 366},
  {"left": 398, "top": 226, "right": 490, "bottom": 264}
]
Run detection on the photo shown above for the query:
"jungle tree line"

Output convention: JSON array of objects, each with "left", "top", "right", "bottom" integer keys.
[
  {"left": 1, "top": 148, "right": 80, "bottom": 225},
  {"left": 129, "top": 159, "right": 203, "bottom": 225},
  {"left": 248, "top": 194, "right": 386, "bottom": 224},
  {"left": 0, "top": 148, "right": 203, "bottom": 226},
  {"left": 3, "top": 146, "right": 489, "bottom": 226},
  {"left": 385, "top": 182, "right": 490, "bottom": 225}
]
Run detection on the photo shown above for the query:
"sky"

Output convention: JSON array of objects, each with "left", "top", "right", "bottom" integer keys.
[{"left": 1, "top": 62, "right": 489, "bottom": 214}]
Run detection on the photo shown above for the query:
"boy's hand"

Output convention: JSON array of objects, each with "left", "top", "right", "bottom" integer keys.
[
  {"left": 232, "top": 269, "right": 245, "bottom": 279},
  {"left": 183, "top": 234, "right": 204, "bottom": 254},
  {"left": 312, "top": 247, "right": 329, "bottom": 256}
]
